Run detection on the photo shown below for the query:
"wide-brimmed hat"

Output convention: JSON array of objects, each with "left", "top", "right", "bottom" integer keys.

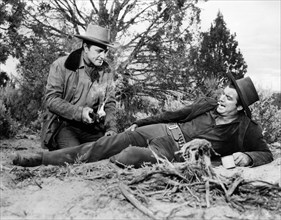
[
  {"left": 226, "top": 72, "right": 259, "bottom": 118},
  {"left": 75, "top": 24, "right": 115, "bottom": 48}
]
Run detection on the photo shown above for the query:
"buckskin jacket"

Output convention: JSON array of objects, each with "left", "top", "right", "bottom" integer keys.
[
  {"left": 135, "top": 97, "right": 273, "bottom": 167},
  {"left": 41, "top": 48, "right": 117, "bottom": 150}
]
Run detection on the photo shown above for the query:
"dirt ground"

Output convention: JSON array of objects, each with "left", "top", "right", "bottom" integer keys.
[{"left": 1, "top": 134, "right": 281, "bottom": 220}]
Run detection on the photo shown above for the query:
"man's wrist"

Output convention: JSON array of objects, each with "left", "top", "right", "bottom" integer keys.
[{"left": 245, "top": 153, "right": 253, "bottom": 166}]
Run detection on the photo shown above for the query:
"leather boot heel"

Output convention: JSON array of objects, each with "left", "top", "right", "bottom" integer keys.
[{"left": 12, "top": 152, "right": 43, "bottom": 167}]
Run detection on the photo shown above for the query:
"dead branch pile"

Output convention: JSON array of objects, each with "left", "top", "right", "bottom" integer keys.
[
  {"left": 118, "top": 160, "right": 281, "bottom": 214},
  {"left": 117, "top": 140, "right": 281, "bottom": 216}
]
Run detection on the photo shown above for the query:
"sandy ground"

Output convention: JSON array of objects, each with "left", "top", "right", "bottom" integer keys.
[{"left": 0, "top": 135, "right": 281, "bottom": 220}]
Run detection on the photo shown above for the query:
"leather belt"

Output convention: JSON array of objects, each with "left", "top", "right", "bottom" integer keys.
[{"left": 167, "top": 123, "right": 186, "bottom": 149}]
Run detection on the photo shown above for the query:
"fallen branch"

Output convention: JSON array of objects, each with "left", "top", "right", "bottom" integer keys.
[
  {"left": 185, "top": 185, "right": 201, "bottom": 202},
  {"left": 203, "top": 176, "right": 230, "bottom": 201},
  {"left": 119, "top": 183, "right": 158, "bottom": 220},
  {"left": 227, "top": 177, "right": 244, "bottom": 197}
]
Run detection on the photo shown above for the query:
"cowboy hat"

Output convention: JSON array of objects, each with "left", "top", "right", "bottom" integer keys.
[
  {"left": 226, "top": 72, "right": 259, "bottom": 118},
  {"left": 75, "top": 24, "right": 115, "bottom": 48}
]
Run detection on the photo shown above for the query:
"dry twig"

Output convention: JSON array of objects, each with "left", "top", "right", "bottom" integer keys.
[{"left": 119, "top": 183, "right": 159, "bottom": 220}]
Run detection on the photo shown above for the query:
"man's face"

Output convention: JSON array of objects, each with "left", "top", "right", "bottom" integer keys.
[
  {"left": 217, "top": 86, "right": 242, "bottom": 116},
  {"left": 84, "top": 44, "right": 108, "bottom": 66}
]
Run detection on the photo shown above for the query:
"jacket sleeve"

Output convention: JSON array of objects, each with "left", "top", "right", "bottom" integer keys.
[
  {"left": 134, "top": 105, "right": 193, "bottom": 127},
  {"left": 243, "top": 121, "right": 273, "bottom": 167},
  {"left": 134, "top": 97, "right": 216, "bottom": 127},
  {"left": 44, "top": 58, "right": 83, "bottom": 121}
]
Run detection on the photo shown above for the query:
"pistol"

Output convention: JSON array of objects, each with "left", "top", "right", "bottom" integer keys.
[{"left": 89, "top": 112, "right": 97, "bottom": 122}]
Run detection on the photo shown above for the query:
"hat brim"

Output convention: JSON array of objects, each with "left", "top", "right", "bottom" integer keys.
[
  {"left": 75, "top": 35, "right": 116, "bottom": 48},
  {"left": 226, "top": 72, "right": 251, "bottom": 118}
]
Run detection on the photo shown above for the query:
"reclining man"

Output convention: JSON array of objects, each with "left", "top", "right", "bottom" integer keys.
[{"left": 13, "top": 72, "right": 273, "bottom": 168}]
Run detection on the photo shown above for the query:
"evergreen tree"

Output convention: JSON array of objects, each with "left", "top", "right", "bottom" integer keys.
[
  {"left": 1, "top": 0, "right": 202, "bottom": 127},
  {"left": 0, "top": 0, "right": 26, "bottom": 63},
  {"left": 272, "top": 93, "right": 281, "bottom": 109},
  {"left": 190, "top": 11, "right": 247, "bottom": 97}
]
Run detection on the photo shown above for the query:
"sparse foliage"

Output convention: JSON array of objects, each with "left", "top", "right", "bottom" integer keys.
[
  {"left": 0, "top": 0, "right": 27, "bottom": 62},
  {"left": 1, "top": 0, "right": 202, "bottom": 116},
  {"left": 271, "top": 92, "right": 281, "bottom": 109},
  {"left": 190, "top": 11, "right": 247, "bottom": 96},
  {"left": 2, "top": 38, "right": 64, "bottom": 127},
  {"left": 0, "top": 99, "right": 18, "bottom": 139},
  {"left": 251, "top": 90, "right": 281, "bottom": 143}
]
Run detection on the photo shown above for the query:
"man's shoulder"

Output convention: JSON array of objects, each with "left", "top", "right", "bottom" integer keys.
[
  {"left": 239, "top": 112, "right": 259, "bottom": 125},
  {"left": 52, "top": 55, "right": 68, "bottom": 66},
  {"left": 239, "top": 114, "right": 261, "bottom": 132}
]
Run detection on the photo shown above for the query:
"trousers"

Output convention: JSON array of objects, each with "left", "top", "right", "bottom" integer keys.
[
  {"left": 55, "top": 122, "right": 104, "bottom": 149},
  {"left": 42, "top": 124, "right": 183, "bottom": 167}
]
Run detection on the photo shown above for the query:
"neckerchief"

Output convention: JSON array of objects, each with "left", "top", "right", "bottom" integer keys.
[{"left": 83, "top": 59, "right": 100, "bottom": 83}]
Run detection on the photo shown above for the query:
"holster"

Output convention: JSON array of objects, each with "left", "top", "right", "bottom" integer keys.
[{"left": 167, "top": 124, "right": 186, "bottom": 149}]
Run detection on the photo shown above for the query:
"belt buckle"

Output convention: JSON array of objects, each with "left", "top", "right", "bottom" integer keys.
[{"left": 168, "top": 124, "right": 178, "bottom": 130}]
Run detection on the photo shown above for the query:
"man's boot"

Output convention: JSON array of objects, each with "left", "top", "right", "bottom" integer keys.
[{"left": 12, "top": 152, "right": 43, "bottom": 167}]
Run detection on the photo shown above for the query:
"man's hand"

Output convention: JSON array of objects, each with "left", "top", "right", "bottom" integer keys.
[
  {"left": 82, "top": 107, "right": 95, "bottom": 124},
  {"left": 233, "top": 152, "right": 252, "bottom": 166},
  {"left": 125, "top": 124, "right": 138, "bottom": 131},
  {"left": 104, "top": 130, "right": 117, "bottom": 136}
]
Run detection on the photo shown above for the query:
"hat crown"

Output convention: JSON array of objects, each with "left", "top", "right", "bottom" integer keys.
[
  {"left": 236, "top": 77, "right": 259, "bottom": 107},
  {"left": 84, "top": 24, "right": 110, "bottom": 43},
  {"left": 75, "top": 24, "right": 115, "bottom": 47},
  {"left": 226, "top": 72, "right": 259, "bottom": 118}
]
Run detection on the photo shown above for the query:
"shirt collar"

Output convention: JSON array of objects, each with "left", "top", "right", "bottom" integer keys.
[
  {"left": 212, "top": 109, "right": 242, "bottom": 124},
  {"left": 210, "top": 109, "right": 219, "bottom": 119}
]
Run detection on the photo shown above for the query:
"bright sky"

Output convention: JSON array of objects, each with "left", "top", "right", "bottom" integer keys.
[{"left": 198, "top": 0, "right": 280, "bottom": 92}]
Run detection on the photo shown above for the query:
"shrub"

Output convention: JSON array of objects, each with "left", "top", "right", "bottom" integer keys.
[
  {"left": 163, "top": 94, "right": 192, "bottom": 111},
  {"left": 115, "top": 107, "right": 137, "bottom": 132},
  {"left": 115, "top": 94, "right": 194, "bottom": 132},
  {"left": 251, "top": 90, "right": 281, "bottom": 144},
  {"left": 115, "top": 96, "right": 160, "bottom": 132},
  {"left": 3, "top": 83, "right": 43, "bottom": 126},
  {"left": 0, "top": 99, "right": 19, "bottom": 139},
  {"left": 29, "top": 110, "right": 43, "bottom": 133}
]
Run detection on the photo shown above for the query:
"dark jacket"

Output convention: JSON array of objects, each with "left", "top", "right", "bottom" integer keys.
[
  {"left": 41, "top": 48, "right": 117, "bottom": 149},
  {"left": 135, "top": 97, "right": 273, "bottom": 167}
]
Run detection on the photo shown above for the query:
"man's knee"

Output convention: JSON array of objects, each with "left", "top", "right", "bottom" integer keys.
[
  {"left": 110, "top": 146, "right": 155, "bottom": 168},
  {"left": 110, "top": 146, "right": 139, "bottom": 164}
]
